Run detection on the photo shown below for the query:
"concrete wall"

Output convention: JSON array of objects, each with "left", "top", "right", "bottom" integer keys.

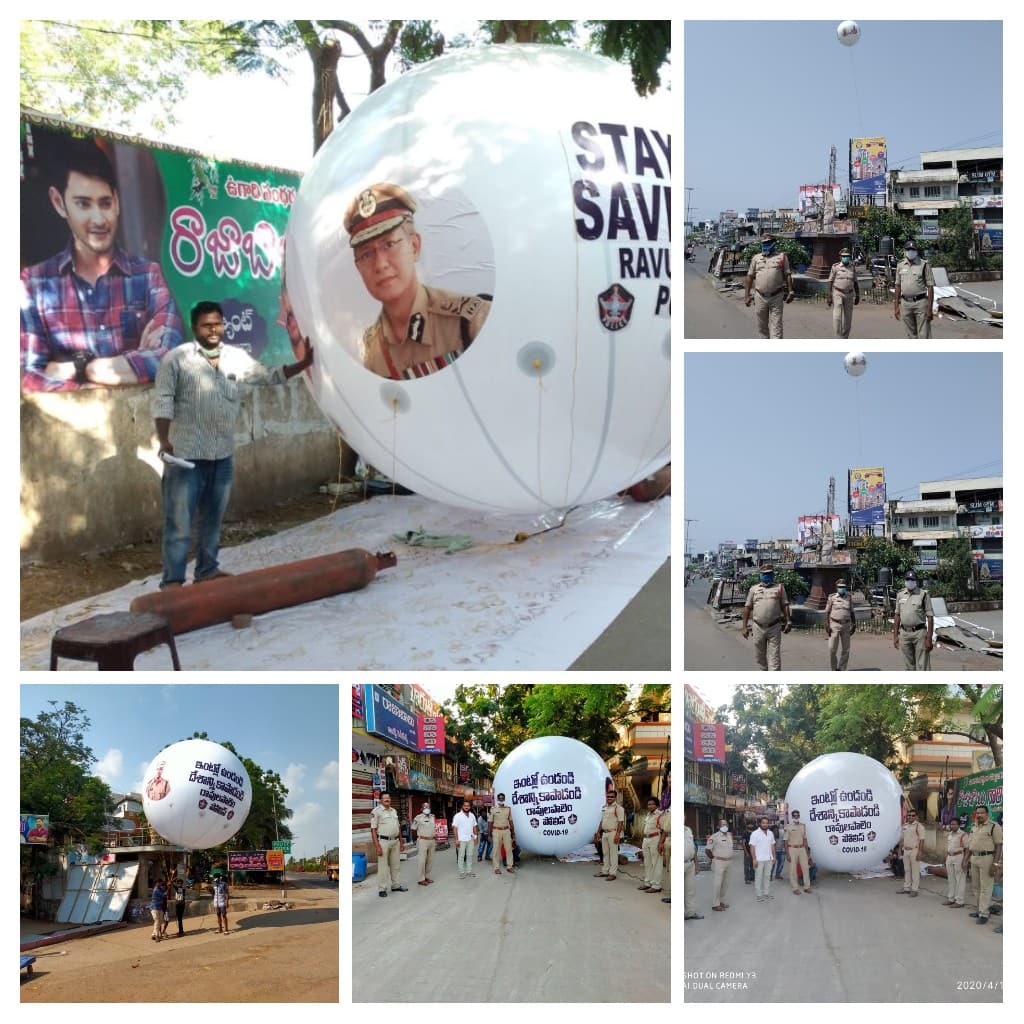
[{"left": 21, "top": 383, "right": 339, "bottom": 562}]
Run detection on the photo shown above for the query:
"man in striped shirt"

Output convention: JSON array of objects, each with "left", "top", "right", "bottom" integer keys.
[
  {"left": 20, "top": 138, "right": 183, "bottom": 392},
  {"left": 152, "top": 300, "right": 313, "bottom": 589}
]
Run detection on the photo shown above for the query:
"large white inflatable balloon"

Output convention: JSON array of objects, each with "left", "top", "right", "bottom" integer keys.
[
  {"left": 785, "top": 752, "right": 901, "bottom": 872},
  {"left": 286, "top": 45, "right": 671, "bottom": 514},
  {"left": 492, "top": 736, "right": 612, "bottom": 856},
  {"left": 142, "top": 739, "right": 252, "bottom": 849},
  {"left": 844, "top": 351, "right": 867, "bottom": 377},
  {"left": 837, "top": 21, "right": 861, "bottom": 46}
]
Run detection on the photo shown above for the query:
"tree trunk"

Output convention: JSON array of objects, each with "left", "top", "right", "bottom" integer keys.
[{"left": 312, "top": 38, "right": 342, "bottom": 153}]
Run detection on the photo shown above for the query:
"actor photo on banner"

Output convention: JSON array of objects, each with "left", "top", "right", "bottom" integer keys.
[{"left": 20, "top": 127, "right": 184, "bottom": 393}]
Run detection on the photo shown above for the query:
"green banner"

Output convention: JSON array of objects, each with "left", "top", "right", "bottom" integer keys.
[
  {"left": 20, "top": 112, "right": 301, "bottom": 394},
  {"left": 955, "top": 767, "right": 1003, "bottom": 831}
]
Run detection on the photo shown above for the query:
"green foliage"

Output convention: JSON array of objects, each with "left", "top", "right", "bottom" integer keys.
[
  {"left": 932, "top": 203, "right": 977, "bottom": 271},
  {"left": 20, "top": 701, "right": 111, "bottom": 846},
  {"left": 740, "top": 238, "right": 811, "bottom": 269},
  {"left": 740, "top": 569, "right": 809, "bottom": 599},
  {"left": 856, "top": 536, "right": 918, "bottom": 585},
  {"left": 444, "top": 683, "right": 666, "bottom": 768},
  {"left": 586, "top": 20, "right": 671, "bottom": 95},
  {"left": 931, "top": 537, "right": 974, "bottom": 601},
  {"left": 20, "top": 20, "right": 251, "bottom": 131},
  {"left": 857, "top": 205, "right": 921, "bottom": 255},
  {"left": 726, "top": 685, "right": 968, "bottom": 795},
  {"left": 523, "top": 684, "right": 630, "bottom": 759},
  {"left": 980, "top": 253, "right": 1002, "bottom": 271}
]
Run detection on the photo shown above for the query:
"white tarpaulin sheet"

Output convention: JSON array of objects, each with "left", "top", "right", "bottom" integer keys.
[
  {"left": 56, "top": 862, "right": 138, "bottom": 924},
  {"left": 22, "top": 494, "right": 669, "bottom": 670}
]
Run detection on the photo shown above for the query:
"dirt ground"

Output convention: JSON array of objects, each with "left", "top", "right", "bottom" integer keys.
[
  {"left": 20, "top": 879, "right": 339, "bottom": 1003},
  {"left": 21, "top": 490, "right": 356, "bottom": 621}
]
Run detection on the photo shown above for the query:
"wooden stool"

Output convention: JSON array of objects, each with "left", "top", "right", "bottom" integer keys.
[{"left": 50, "top": 612, "right": 181, "bottom": 671}]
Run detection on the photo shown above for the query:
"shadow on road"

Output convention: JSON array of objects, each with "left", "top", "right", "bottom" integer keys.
[{"left": 237, "top": 907, "right": 338, "bottom": 930}]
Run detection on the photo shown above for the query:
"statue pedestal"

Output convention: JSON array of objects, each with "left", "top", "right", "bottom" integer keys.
[{"left": 786, "top": 233, "right": 853, "bottom": 280}]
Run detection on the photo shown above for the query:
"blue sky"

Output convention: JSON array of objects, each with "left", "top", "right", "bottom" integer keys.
[
  {"left": 684, "top": 351, "right": 1002, "bottom": 552},
  {"left": 20, "top": 684, "right": 339, "bottom": 859},
  {"left": 684, "top": 20, "right": 1003, "bottom": 221}
]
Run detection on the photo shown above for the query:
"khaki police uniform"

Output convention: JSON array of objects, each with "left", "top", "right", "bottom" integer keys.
[
  {"left": 370, "top": 803, "right": 402, "bottom": 891},
  {"left": 945, "top": 827, "right": 969, "bottom": 906},
  {"left": 784, "top": 821, "right": 811, "bottom": 890},
  {"left": 745, "top": 582, "right": 790, "bottom": 671},
  {"left": 411, "top": 812, "right": 436, "bottom": 883},
  {"left": 895, "top": 258, "right": 935, "bottom": 339},
  {"left": 683, "top": 824, "right": 697, "bottom": 917},
  {"left": 895, "top": 588, "right": 934, "bottom": 670},
  {"left": 659, "top": 808, "right": 671, "bottom": 895},
  {"left": 598, "top": 801, "right": 626, "bottom": 877},
  {"left": 967, "top": 819, "right": 1003, "bottom": 918},
  {"left": 488, "top": 804, "right": 514, "bottom": 871},
  {"left": 827, "top": 261, "right": 859, "bottom": 338},
  {"left": 362, "top": 284, "right": 490, "bottom": 379},
  {"left": 825, "top": 591, "right": 856, "bottom": 671},
  {"left": 900, "top": 820, "right": 925, "bottom": 893},
  {"left": 707, "top": 829, "right": 735, "bottom": 907},
  {"left": 641, "top": 809, "right": 665, "bottom": 890},
  {"left": 747, "top": 252, "right": 791, "bottom": 338}
]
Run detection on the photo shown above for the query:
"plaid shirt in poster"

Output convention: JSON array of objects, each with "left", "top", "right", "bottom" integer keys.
[{"left": 20, "top": 242, "right": 184, "bottom": 392}]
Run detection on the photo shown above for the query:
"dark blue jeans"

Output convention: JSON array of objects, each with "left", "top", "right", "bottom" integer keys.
[{"left": 161, "top": 456, "right": 234, "bottom": 586}]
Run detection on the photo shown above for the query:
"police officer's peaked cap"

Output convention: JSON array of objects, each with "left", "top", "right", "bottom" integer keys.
[
  {"left": 345, "top": 183, "right": 417, "bottom": 248},
  {"left": 839, "top": 247, "right": 851, "bottom": 256},
  {"left": 903, "top": 239, "right": 918, "bottom": 249},
  {"left": 905, "top": 570, "right": 919, "bottom": 580},
  {"left": 760, "top": 233, "right": 776, "bottom": 243},
  {"left": 836, "top": 578, "right": 847, "bottom": 586},
  {"left": 759, "top": 562, "right": 774, "bottom": 571}
]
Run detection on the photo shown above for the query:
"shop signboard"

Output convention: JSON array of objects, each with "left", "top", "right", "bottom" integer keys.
[
  {"left": 228, "top": 851, "right": 268, "bottom": 871},
  {"left": 694, "top": 722, "right": 725, "bottom": 764},
  {"left": 266, "top": 849, "right": 285, "bottom": 871},
  {"left": 363, "top": 685, "right": 418, "bottom": 752},
  {"left": 417, "top": 715, "right": 446, "bottom": 754}
]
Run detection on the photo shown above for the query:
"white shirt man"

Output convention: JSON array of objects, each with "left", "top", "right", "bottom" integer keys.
[
  {"left": 748, "top": 819, "right": 776, "bottom": 901},
  {"left": 452, "top": 802, "right": 479, "bottom": 879}
]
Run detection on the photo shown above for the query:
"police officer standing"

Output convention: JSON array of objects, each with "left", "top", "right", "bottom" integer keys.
[
  {"left": 826, "top": 247, "right": 860, "bottom": 338},
  {"left": 659, "top": 806, "right": 672, "bottom": 905},
  {"left": 942, "top": 814, "right": 969, "bottom": 908},
  {"left": 639, "top": 797, "right": 665, "bottom": 894},
  {"left": 825, "top": 577, "right": 857, "bottom": 671},
  {"left": 785, "top": 809, "right": 813, "bottom": 895},
  {"left": 411, "top": 801, "right": 437, "bottom": 887},
  {"left": 369, "top": 792, "right": 407, "bottom": 897},
  {"left": 488, "top": 793, "right": 516, "bottom": 875},
  {"left": 893, "top": 570, "right": 934, "bottom": 670},
  {"left": 966, "top": 805, "right": 1003, "bottom": 926},
  {"left": 742, "top": 563, "right": 792, "bottom": 671},
  {"left": 744, "top": 233, "right": 795, "bottom": 338},
  {"left": 593, "top": 787, "right": 625, "bottom": 881},
  {"left": 684, "top": 822, "right": 703, "bottom": 920},
  {"left": 707, "top": 817, "right": 735, "bottom": 912},
  {"left": 893, "top": 239, "right": 935, "bottom": 338},
  {"left": 898, "top": 807, "right": 925, "bottom": 897}
]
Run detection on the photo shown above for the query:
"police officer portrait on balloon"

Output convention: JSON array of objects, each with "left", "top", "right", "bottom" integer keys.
[{"left": 345, "top": 182, "right": 491, "bottom": 380}]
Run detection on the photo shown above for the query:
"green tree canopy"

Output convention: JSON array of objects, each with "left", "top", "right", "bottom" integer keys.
[
  {"left": 20, "top": 701, "right": 111, "bottom": 846},
  {"left": 721, "top": 684, "right": 997, "bottom": 794}
]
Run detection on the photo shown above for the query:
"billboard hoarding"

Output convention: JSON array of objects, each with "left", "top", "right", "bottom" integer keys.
[
  {"left": 694, "top": 722, "right": 725, "bottom": 764},
  {"left": 362, "top": 685, "right": 419, "bottom": 752},
  {"left": 849, "top": 137, "right": 887, "bottom": 198},
  {"left": 20, "top": 114, "right": 300, "bottom": 395},
  {"left": 799, "top": 184, "right": 842, "bottom": 215}
]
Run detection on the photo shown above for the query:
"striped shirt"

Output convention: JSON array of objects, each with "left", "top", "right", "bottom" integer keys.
[
  {"left": 21, "top": 242, "right": 184, "bottom": 392},
  {"left": 152, "top": 341, "right": 287, "bottom": 461}
]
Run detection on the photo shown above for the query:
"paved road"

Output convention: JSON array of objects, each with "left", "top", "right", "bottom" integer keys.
[
  {"left": 571, "top": 557, "right": 670, "bottom": 670},
  {"left": 352, "top": 849, "right": 670, "bottom": 1002},
  {"left": 683, "top": 583, "right": 1000, "bottom": 672},
  {"left": 684, "top": 249, "right": 1001, "bottom": 340},
  {"left": 685, "top": 864, "right": 1002, "bottom": 1002}
]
